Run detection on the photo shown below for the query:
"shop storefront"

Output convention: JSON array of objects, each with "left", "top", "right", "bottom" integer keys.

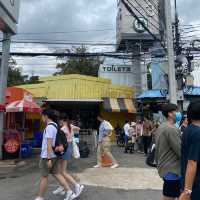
[{"left": 19, "top": 74, "right": 137, "bottom": 141}]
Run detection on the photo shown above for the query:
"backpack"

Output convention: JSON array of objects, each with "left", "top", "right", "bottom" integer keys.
[
  {"left": 49, "top": 123, "right": 68, "bottom": 157},
  {"left": 146, "top": 143, "right": 157, "bottom": 168}
]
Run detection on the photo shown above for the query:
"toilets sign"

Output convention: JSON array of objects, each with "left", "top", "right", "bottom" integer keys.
[{"left": 102, "top": 65, "right": 132, "bottom": 73}]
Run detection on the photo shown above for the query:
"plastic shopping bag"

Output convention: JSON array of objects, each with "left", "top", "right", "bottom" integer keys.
[{"left": 72, "top": 139, "right": 80, "bottom": 159}]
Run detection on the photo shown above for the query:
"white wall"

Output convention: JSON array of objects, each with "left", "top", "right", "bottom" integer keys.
[{"left": 99, "top": 64, "right": 135, "bottom": 87}]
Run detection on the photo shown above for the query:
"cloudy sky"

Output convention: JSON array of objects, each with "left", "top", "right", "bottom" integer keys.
[
  {"left": 11, "top": 0, "right": 200, "bottom": 80},
  {"left": 14, "top": 0, "right": 117, "bottom": 76}
]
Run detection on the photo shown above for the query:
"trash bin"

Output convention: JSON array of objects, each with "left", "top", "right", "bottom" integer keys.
[{"left": 21, "top": 142, "right": 32, "bottom": 158}]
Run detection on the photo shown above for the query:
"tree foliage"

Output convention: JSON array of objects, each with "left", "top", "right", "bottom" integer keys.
[
  {"left": 7, "top": 59, "right": 28, "bottom": 86},
  {"left": 54, "top": 46, "right": 103, "bottom": 76},
  {"left": 7, "top": 58, "right": 40, "bottom": 87}
]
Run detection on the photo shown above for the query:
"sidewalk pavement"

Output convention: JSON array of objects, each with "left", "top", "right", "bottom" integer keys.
[{"left": 0, "top": 156, "right": 39, "bottom": 178}]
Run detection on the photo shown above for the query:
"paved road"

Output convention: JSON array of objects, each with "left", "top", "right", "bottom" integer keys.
[{"left": 0, "top": 147, "right": 162, "bottom": 200}]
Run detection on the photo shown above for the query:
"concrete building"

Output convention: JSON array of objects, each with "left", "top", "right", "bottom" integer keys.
[
  {"left": 116, "top": 0, "right": 159, "bottom": 95},
  {"left": 116, "top": 0, "right": 160, "bottom": 51}
]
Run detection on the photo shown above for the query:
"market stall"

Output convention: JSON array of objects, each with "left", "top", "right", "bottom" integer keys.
[{"left": 3, "top": 94, "right": 42, "bottom": 159}]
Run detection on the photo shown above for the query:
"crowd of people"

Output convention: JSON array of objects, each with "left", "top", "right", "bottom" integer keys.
[
  {"left": 115, "top": 118, "right": 159, "bottom": 155},
  {"left": 114, "top": 101, "right": 200, "bottom": 200},
  {"left": 154, "top": 102, "right": 200, "bottom": 200},
  {"left": 34, "top": 101, "right": 200, "bottom": 200}
]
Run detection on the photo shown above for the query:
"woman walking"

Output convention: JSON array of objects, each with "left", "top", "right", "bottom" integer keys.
[{"left": 53, "top": 113, "right": 84, "bottom": 198}]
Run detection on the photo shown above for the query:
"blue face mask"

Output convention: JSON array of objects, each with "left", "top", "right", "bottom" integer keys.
[
  {"left": 175, "top": 112, "right": 182, "bottom": 128},
  {"left": 176, "top": 112, "right": 182, "bottom": 122}
]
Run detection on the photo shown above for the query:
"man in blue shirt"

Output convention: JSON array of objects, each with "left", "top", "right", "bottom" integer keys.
[{"left": 180, "top": 101, "right": 200, "bottom": 200}]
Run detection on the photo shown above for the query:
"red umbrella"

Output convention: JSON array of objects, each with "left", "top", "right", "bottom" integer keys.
[{"left": 6, "top": 99, "right": 42, "bottom": 113}]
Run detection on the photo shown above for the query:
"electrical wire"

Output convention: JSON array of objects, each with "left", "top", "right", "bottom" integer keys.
[
  {"left": 135, "top": 0, "right": 160, "bottom": 26},
  {"left": 16, "top": 28, "right": 115, "bottom": 35}
]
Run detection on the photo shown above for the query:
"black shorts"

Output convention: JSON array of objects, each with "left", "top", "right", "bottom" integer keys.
[{"left": 163, "top": 179, "right": 181, "bottom": 198}]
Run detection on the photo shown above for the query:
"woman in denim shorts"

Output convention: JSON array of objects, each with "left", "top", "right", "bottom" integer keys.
[{"left": 53, "top": 113, "right": 84, "bottom": 198}]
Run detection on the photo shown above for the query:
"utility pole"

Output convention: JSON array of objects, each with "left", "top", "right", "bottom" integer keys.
[
  {"left": 164, "top": 0, "right": 177, "bottom": 104},
  {"left": 174, "top": 0, "right": 180, "bottom": 56},
  {"left": 0, "top": 33, "right": 11, "bottom": 159}
]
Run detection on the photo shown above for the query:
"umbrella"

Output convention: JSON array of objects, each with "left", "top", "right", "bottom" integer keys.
[{"left": 6, "top": 99, "right": 42, "bottom": 113}]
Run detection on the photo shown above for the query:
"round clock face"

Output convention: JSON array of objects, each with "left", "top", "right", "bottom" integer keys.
[
  {"left": 10, "top": 0, "right": 15, "bottom": 6},
  {"left": 133, "top": 18, "right": 148, "bottom": 33}
]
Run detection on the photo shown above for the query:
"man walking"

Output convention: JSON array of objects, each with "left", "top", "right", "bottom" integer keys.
[
  {"left": 155, "top": 103, "right": 181, "bottom": 200},
  {"left": 180, "top": 101, "right": 200, "bottom": 200},
  {"left": 35, "top": 109, "right": 76, "bottom": 200},
  {"left": 142, "top": 118, "right": 153, "bottom": 155},
  {"left": 94, "top": 115, "right": 119, "bottom": 169}
]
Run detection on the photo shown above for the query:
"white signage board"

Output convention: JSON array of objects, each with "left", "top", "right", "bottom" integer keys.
[{"left": 0, "top": 0, "right": 20, "bottom": 33}]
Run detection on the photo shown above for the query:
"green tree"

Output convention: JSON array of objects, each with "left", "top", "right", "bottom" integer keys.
[
  {"left": 28, "top": 75, "right": 40, "bottom": 84},
  {"left": 7, "top": 59, "right": 40, "bottom": 86},
  {"left": 54, "top": 46, "right": 103, "bottom": 76},
  {"left": 7, "top": 59, "right": 28, "bottom": 86}
]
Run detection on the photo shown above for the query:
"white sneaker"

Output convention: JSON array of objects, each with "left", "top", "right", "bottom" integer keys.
[
  {"left": 34, "top": 197, "right": 44, "bottom": 200},
  {"left": 60, "top": 190, "right": 66, "bottom": 196},
  {"left": 110, "top": 164, "right": 119, "bottom": 169},
  {"left": 93, "top": 164, "right": 101, "bottom": 168},
  {"left": 64, "top": 190, "right": 76, "bottom": 200},
  {"left": 70, "top": 193, "right": 77, "bottom": 200},
  {"left": 53, "top": 186, "right": 64, "bottom": 195},
  {"left": 74, "top": 184, "right": 84, "bottom": 198}
]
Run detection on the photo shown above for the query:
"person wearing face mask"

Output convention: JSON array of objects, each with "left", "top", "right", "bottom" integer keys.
[
  {"left": 175, "top": 112, "right": 182, "bottom": 129},
  {"left": 155, "top": 103, "right": 182, "bottom": 200}
]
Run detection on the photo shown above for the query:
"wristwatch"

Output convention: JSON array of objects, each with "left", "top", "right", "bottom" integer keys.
[
  {"left": 47, "top": 158, "right": 52, "bottom": 161},
  {"left": 183, "top": 189, "right": 192, "bottom": 196}
]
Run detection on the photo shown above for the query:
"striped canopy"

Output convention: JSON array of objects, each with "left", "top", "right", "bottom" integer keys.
[
  {"left": 6, "top": 100, "right": 42, "bottom": 113},
  {"left": 103, "top": 98, "right": 136, "bottom": 113}
]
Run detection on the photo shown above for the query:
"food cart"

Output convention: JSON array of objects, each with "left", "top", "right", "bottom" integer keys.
[{"left": 3, "top": 94, "right": 42, "bottom": 159}]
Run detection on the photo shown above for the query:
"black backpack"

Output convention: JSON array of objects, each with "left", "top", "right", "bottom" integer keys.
[{"left": 49, "top": 123, "right": 68, "bottom": 157}]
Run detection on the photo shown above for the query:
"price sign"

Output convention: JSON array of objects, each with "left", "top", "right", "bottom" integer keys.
[{"left": 4, "top": 139, "right": 20, "bottom": 153}]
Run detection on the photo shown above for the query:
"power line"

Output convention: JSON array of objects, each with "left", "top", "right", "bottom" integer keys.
[
  {"left": 135, "top": 0, "right": 160, "bottom": 26},
  {"left": 181, "top": 24, "right": 200, "bottom": 27},
  {"left": 6, "top": 40, "right": 118, "bottom": 46},
  {"left": 2, "top": 51, "right": 142, "bottom": 59},
  {"left": 146, "top": 0, "right": 159, "bottom": 12},
  {"left": 16, "top": 28, "right": 115, "bottom": 35}
]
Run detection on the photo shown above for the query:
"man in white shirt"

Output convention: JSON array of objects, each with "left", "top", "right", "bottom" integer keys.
[
  {"left": 124, "top": 120, "right": 130, "bottom": 153},
  {"left": 94, "top": 115, "right": 119, "bottom": 169},
  {"left": 35, "top": 109, "right": 76, "bottom": 200}
]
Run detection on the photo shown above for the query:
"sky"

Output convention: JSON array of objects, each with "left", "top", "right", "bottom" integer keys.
[
  {"left": 14, "top": 0, "right": 117, "bottom": 76},
  {"left": 10, "top": 0, "right": 200, "bottom": 83}
]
